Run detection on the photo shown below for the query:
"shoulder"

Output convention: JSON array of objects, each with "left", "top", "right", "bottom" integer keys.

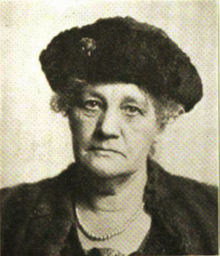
[
  {"left": 1, "top": 163, "right": 78, "bottom": 256},
  {"left": 148, "top": 159, "right": 218, "bottom": 220},
  {"left": 148, "top": 158, "right": 217, "bottom": 204},
  {"left": 147, "top": 159, "right": 218, "bottom": 254},
  {"left": 0, "top": 163, "right": 77, "bottom": 225},
  {"left": 1, "top": 177, "right": 53, "bottom": 211},
  {"left": 1, "top": 177, "right": 53, "bottom": 232}
]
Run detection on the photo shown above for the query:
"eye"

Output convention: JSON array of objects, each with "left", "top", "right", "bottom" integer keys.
[
  {"left": 123, "top": 106, "right": 142, "bottom": 116},
  {"left": 83, "top": 100, "right": 101, "bottom": 110}
]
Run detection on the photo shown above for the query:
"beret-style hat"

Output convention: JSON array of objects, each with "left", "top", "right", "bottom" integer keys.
[{"left": 40, "top": 16, "right": 203, "bottom": 112}]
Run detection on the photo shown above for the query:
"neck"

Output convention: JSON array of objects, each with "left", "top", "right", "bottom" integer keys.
[{"left": 77, "top": 166, "right": 147, "bottom": 213}]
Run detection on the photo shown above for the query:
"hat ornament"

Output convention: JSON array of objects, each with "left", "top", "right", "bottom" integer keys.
[{"left": 79, "top": 37, "right": 96, "bottom": 56}]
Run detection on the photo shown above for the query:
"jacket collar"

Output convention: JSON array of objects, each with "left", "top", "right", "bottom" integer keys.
[
  {"left": 24, "top": 159, "right": 199, "bottom": 255},
  {"left": 23, "top": 174, "right": 77, "bottom": 256}
]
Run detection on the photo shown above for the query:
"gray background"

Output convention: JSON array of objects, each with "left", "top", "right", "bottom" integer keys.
[{"left": 0, "top": 0, "right": 218, "bottom": 188}]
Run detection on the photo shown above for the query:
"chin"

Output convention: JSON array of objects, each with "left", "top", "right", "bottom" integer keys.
[{"left": 81, "top": 157, "right": 132, "bottom": 178}]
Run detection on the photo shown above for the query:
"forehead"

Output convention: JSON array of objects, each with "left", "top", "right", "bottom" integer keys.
[{"left": 82, "top": 83, "right": 150, "bottom": 103}]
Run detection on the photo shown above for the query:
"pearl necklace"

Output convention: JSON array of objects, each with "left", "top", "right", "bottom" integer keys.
[{"left": 75, "top": 203, "right": 144, "bottom": 241}]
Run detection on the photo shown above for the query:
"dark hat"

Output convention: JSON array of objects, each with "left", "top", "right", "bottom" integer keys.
[{"left": 39, "top": 16, "right": 203, "bottom": 112}]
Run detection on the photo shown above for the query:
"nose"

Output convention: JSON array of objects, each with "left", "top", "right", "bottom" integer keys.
[{"left": 97, "top": 109, "right": 120, "bottom": 138}]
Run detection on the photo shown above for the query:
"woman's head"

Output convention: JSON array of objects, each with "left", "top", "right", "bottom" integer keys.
[{"left": 39, "top": 16, "right": 202, "bottom": 177}]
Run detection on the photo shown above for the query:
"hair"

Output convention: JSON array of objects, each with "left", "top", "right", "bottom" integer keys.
[{"left": 150, "top": 94, "right": 185, "bottom": 131}]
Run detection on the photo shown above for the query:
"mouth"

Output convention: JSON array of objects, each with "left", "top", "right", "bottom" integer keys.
[{"left": 89, "top": 146, "right": 126, "bottom": 157}]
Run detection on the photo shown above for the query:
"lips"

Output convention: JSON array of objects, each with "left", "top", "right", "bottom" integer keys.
[{"left": 89, "top": 146, "right": 126, "bottom": 157}]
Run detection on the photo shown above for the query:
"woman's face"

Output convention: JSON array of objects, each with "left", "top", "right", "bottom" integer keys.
[{"left": 69, "top": 83, "right": 159, "bottom": 178}]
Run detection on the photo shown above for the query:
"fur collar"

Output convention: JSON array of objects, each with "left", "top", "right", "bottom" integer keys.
[{"left": 5, "top": 158, "right": 217, "bottom": 256}]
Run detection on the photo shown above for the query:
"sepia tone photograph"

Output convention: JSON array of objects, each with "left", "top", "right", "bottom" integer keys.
[{"left": 0, "top": 0, "right": 218, "bottom": 255}]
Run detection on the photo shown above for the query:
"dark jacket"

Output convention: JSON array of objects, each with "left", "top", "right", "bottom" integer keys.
[{"left": 1, "top": 159, "right": 218, "bottom": 256}]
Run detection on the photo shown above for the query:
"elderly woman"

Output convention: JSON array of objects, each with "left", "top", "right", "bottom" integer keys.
[{"left": 1, "top": 17, "right": 218, "bottom": 256}]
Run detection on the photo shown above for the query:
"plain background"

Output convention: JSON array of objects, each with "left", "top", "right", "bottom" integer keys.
[{"left": 0, "top": 0, "right": 218, "bottom": 188}]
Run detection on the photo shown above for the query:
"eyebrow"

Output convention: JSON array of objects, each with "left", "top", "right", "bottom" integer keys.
[
  {"left": 84, "top": 91, "right": 106, "bottom": 102},
  {"left": 122, "top": 96, "right": 149, "bottom": 109}
]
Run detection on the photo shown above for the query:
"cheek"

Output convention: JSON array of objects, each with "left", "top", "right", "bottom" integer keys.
[
  {"left": 69, "top": 111, "right": 98, "bottom": 142},
  {"left": 127, "top": 121, "right": 158, "bottom": 152}
]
